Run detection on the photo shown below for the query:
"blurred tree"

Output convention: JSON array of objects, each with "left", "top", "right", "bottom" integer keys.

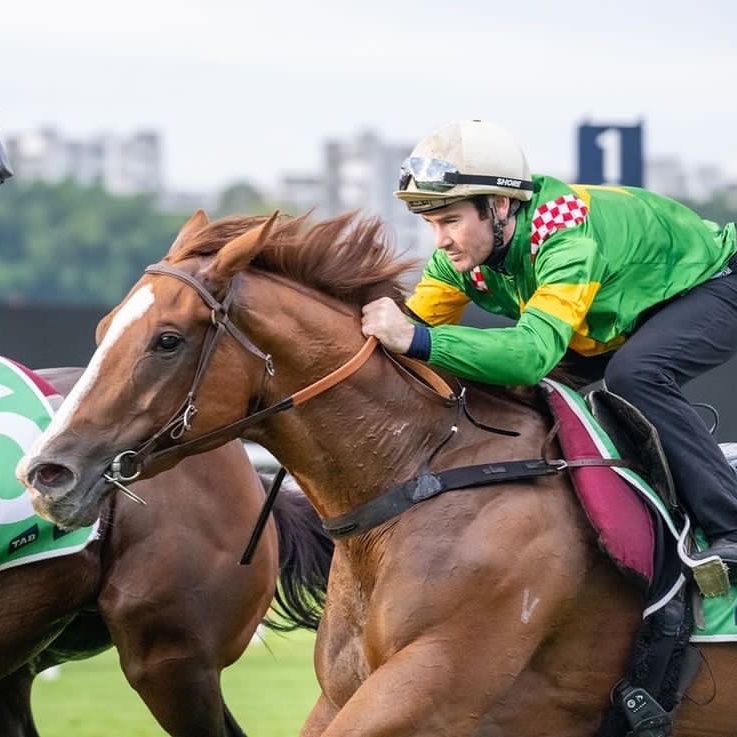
[
  {"left": 0, "top": 180, "right": 188, "bottom": 305},
  {"left": 214, "top": 181, "right": 271, "bottom": 217},
  {"left": 0, "top": 179, "right": 733, "bottom": 307},
  {"left": 214, "top": 180, "right": 297, "bottom": 218}
]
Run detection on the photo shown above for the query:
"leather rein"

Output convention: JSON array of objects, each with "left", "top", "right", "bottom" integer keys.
[
  {"left": 101, "top": 262, "right": 456, "bottom": 495},
  {"left": 100, "top": 261, "right": 626, "bottom": 547}
]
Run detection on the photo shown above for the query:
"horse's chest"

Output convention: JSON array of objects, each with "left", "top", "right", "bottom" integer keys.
[
  {"left": 313, "top": 562, "right": 374, "bottom": 705},
  {"left": 315, "top": 614, "right": 369, "bottom": 705}
]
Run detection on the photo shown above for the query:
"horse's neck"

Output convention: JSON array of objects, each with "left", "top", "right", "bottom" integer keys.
[
  {"left": 236, "top": 274, "right": 552, "bottom": 517},
  {"left": 255, "top": 364, "right": 551, "bottom": 522}
]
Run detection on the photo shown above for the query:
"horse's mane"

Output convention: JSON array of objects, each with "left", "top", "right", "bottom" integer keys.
[
  {"left": 170, "top": 211, "right": 582, "bottom": 394},
  {"left": 171, "top": 211, "right": 420, "bottom": 306}
]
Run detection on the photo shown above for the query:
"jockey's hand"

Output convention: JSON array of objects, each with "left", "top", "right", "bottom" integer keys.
[{"left": 361, "top": 297, "right": 415, "bottom": 354}]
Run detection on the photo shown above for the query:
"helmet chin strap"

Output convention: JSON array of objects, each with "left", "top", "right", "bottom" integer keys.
[{"left": 485, "top": 200, "right": 511, "bottom": 273}]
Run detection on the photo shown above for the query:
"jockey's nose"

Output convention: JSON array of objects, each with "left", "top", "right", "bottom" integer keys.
[{"left": 434, "top": 226, "right": 453, "bottom": 251}]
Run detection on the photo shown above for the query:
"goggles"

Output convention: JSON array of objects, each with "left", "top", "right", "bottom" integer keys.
[
  {"left": 0, "top": 138, "right": 13, "bottom": 184},
  {"left": 398, "top": 156, "right": 534, "bottom": 194}
]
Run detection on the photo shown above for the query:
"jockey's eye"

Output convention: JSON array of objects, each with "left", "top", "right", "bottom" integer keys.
[{"left": 155, "top": 333, "right": 183, "bottom": 352}]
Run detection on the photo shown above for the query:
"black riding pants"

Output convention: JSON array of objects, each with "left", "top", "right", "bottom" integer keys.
[{"left": 563, "top": 260, "right": 737, "bottom": 539}]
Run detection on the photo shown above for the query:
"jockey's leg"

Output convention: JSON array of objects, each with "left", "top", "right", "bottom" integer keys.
[{"left": 604, "top": 269, "right": 737, "bottom": 544}]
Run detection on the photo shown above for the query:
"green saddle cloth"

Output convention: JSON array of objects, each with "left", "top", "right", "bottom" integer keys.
[{"left": 0, "top": 357, "right": 98, "bottom": 571}]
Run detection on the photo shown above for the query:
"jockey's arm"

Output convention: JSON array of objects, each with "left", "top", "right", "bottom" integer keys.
[{"left": 403, "top": 232, "right": 606, "bottom": 385}]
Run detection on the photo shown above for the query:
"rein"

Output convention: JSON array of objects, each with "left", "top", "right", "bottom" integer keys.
[
  {"left": 108, "top": 262, "right": 276, "bottom": 480},
  {"left": 102, "top": 261, "right": 625, "bottom": 550},
  {"left": 102, "top": 262, "right": 426, "bottom": 488}
]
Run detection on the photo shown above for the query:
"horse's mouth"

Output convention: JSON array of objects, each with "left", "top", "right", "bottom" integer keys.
[{"left": 28, "top": 476, "right": 111, "bottom": 530}]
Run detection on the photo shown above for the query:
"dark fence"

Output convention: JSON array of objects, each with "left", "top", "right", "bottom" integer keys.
[
  {"left": 1, "top": 303, "right": 104, "bottom": 368},
  {"left": 2, "top": 302, "right": 736, "bottom": 442}
]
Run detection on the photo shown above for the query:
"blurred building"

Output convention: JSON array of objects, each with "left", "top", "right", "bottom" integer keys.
[
  {"left": 645, "top": 156, "right": 735, "bottom": 204},
  {"left": 278, "top": 174, "right": 324, "bottom": 215},
  {"left": 6, "top": 127, "right": 163, "bottom": 196},
  {"left": 645, "top": 156, "right": 688, "bottom": 200},
  {"left": 277, "top": 130, "right": 432, "bottom": 272}
]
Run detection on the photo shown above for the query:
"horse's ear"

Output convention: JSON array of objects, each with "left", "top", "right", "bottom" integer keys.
[
  {"left": 210, "top": 211, "right": 280, "bottom": 277},
  {"left": 167, "top": 209, "right": 210, "bottom": 257}
]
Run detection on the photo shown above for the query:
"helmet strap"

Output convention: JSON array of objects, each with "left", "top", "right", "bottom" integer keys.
[{"left": 485, "top": 200, "right": 511, "bottom": 273}]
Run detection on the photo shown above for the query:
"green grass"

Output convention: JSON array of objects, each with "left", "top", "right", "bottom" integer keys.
[{"left": 32, "top": 627, "right": 319, "bottom": 736}]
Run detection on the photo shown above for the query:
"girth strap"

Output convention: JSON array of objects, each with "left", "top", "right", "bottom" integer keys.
[{"left": 322, "top": 458, "right": 560, "bottom": 539}]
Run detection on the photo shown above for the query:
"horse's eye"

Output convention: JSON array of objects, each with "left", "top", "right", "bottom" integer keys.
[{"left": 155, "top": 333, "right": 183, "bottom": 352}]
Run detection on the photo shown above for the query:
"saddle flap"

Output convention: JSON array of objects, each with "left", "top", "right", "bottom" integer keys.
[{"left": 585, "top": 388, "right": 678, "bottom": 510}]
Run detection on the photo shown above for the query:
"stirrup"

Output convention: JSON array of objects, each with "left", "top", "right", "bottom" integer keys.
[
  {"left": 676, "top": 518, "right": 731, "bottom": 597},
  {"left": 690, "top": 556, "right": 731, "bottom": 598}
]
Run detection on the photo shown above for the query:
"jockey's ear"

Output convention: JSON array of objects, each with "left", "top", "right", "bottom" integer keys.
[
  {"left": 167, "top": 209, "right": 210, "bottom": 258},
  {"left": 209, "top": 210, "right": 279, "bottom": 278}
]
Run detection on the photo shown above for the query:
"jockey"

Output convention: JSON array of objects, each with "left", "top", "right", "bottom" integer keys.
[
  {"left": 0, "top": 131, "right": 13, "bottom": 184},
  {"left": 361, "top": 119, "right": 737, "bottom": 569}
]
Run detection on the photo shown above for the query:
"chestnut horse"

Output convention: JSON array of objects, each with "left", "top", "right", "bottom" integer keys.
[
  {"left": 4, "top": 366, "right": 331, "bottom": 737},
  {"left": 17, "top": 211, "right": 737, "bottom": 736}
]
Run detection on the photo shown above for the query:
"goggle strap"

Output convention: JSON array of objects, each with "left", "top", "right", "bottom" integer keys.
[{"left": 445, "top": 173, "right": 534, "bottom": 190}]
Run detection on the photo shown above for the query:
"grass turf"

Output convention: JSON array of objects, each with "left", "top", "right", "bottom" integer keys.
[{"left": 32, "top": 626, "right": 319, "bottom": 736}]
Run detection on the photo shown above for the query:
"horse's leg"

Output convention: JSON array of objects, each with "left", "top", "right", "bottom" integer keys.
[
  {"left": 0, "top": 666, "right": 39, "bottom": 737},
  {"left": 98, "top": 446, "right": 277, "bottom": 737},
  {"left": 223, "top": 705, "right": 248, "bottom": 737},
  {"left": 101, "top": 548, "right": 253, "bottom": 737},
  {"left": 0, "top": 549, "right": 100, "bottom": 677},
  {"left": 116, "top": 651, "right": 229, "bottom": 736},
  {"left": 317, "top": 637, "right": 517, "bottom": 736},
  {"left": 0, "top": 541, "right": 100, "bottom": 737},
  {"left": 300, "top": 693, "right": 338, "bottom": 737}
]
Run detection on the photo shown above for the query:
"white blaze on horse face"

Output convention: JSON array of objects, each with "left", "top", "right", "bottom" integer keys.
[
  {"left": 18, "top": 284, "right": 156, "bottom": 468},
  {"left": 521, "top": 589, "right": 541, "bottom": 624}
]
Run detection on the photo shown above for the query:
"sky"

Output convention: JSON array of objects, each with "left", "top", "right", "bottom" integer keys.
[{"left": 2, "top": 0, "right": 736, "bottom": 195}]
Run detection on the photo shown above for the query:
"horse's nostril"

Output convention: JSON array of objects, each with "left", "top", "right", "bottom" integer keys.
[{"left": 33, "top": 463, "right": 75, "bottom": 491}]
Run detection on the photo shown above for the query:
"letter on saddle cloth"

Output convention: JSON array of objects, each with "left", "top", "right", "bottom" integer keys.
[{"left": 542, "top": 380, "right": 658, "bottom": 588}]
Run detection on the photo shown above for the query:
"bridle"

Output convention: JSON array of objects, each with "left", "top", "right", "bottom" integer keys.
[
  {"left": 102, "top": 261, "right": 389, "bottom": 500},
  {"left": 98, "top": 261, "right": 563, "bottom": 555}
]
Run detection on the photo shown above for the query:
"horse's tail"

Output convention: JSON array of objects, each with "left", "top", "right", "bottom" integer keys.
[{"left": 263, "top": 474, "right": 334, "bottom": 632}]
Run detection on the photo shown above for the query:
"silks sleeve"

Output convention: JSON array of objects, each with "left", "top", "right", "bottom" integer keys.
[
  {"left": 406, "top": 274, "right": 470, "bottom": 326},
  {"left": 425, "top": 231, "right": 605, "bottom": 385}
]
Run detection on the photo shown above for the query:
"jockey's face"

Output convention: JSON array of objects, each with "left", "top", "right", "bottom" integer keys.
[{"left": 423, "top": 200, "right": 493, "bottom": 273}]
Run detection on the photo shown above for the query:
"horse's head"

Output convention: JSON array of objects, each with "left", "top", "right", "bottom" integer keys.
[
  {"left": 16, "top": 208, "right": 280, "bottom": 528},
  {"left": 18, "top": 206, "right": 417, "bottom": 528}
]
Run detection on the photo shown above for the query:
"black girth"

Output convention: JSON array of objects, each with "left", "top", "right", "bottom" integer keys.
[{"left": 321, "top": 458, "right": 561, "bottom": 539}]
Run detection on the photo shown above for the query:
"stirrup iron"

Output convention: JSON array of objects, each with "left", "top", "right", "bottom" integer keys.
[{"left": 676, "top": 518, "right": 730, "bottom": 597}]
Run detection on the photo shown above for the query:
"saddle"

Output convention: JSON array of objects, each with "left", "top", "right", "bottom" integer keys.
[
  {"left": 585, "top": 388, "right": 678, "bottom": 510},
  {"left": 584, "top": 387, "right": 737, "bottom": 599}
]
